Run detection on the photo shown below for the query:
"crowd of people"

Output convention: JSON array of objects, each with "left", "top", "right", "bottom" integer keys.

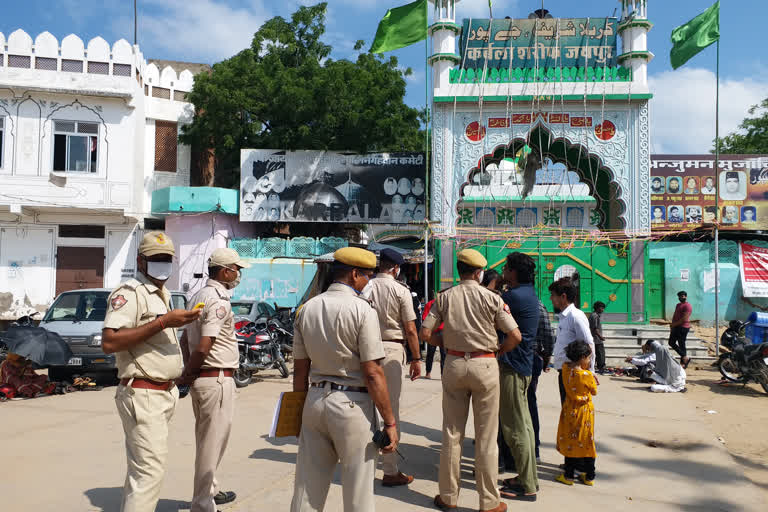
[{"left": 80, "top": 230, "right": 692, "bottom": 512}]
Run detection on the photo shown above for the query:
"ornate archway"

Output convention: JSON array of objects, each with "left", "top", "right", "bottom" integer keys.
[{"left": 430, "top": 104, "right": 650, "bottom": 237}]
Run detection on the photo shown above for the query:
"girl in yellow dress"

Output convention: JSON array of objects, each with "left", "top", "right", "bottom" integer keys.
[{"left": 555, "top": 340, "right": 597, "bottom": 486}]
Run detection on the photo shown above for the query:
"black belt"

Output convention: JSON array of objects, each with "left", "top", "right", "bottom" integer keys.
[
  {"left": 311, "top": 381, "right": 368, "bottom": 393},
  {"left": 383, "top": 340, "right": 405, "bottom": 344}
]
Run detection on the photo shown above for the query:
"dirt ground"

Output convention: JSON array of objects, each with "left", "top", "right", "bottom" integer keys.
[{"left": 684, "top": 364, "right": 768, "bottom": 501}]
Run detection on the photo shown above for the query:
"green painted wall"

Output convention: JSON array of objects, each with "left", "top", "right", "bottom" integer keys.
[
  {"left": 446, "top": 238, "right": 641, "bottom": 322},
  {"left": 152, "top": 187, "right": 239, "bottom": 215}
]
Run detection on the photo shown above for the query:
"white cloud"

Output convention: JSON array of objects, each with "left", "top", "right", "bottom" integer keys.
[
  {"left": 131, "top": 0, "right": 270, "bottom": 62},
  {"left": 649, "top": 68, "right": 768, "bottom": 154},
  {"left": 457, "top": 0, "right": 520, "bottom": 20}
]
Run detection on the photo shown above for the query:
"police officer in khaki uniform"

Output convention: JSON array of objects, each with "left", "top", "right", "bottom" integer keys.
[
  {"left": 421, "top": 249, "right": 521, "bottom": 512},
  {"left": 362, "top": 248, "right": 421, "bottom": 487},
  {"left": 102, "top": 232, "right": 201, "bottom": 512},
  {"left": 291, "top": 247, "right": 398, "bottom": 512},
  {"left": 179, "top": 248, "right": 250, "bottom": 512}
]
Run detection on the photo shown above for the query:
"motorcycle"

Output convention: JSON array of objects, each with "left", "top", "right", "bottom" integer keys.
[
  {"left": 266, "top": 318, "right": 294, "bottom": 360},
  {"left": 718, "top": 320, "right": 768, "bottom": 394},
  {"left": 233, "top": 321, "right": 290, "bottom": 388}
]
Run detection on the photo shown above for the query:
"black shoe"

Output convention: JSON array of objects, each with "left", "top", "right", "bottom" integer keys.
[{"left": 214, "top": 491, "right": 236, "bottom": 505}]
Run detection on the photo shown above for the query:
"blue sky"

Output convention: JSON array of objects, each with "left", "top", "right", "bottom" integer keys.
[{"left": 3, "top": 1, "right": 766, "bottom": 153}]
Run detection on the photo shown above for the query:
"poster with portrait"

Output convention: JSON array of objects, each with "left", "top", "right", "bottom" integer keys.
[
  {"left": 240, "top": 150, "right": 426, "bottom": 223},
  {"left": 650, "top": 155, "right": 768, "bottom": 230}
]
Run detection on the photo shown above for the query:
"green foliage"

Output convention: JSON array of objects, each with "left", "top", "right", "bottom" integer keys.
[
  {"left": 714, "top": 97, "right": 768, "bottom": 154},
  {"left": 181, "top": 2, "right": 424, "bottom": 188}
]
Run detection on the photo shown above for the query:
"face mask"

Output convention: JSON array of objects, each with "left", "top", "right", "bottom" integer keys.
[
  {"left": 477, "top": 271, "right": 484, "bottom": 283},
  {"left": 146, "top": 261, "right": 173, "bottom": 281},
  {"left": 221, "top": 267, "right": 241, "bottom": 290},
  {"left": 395, "top": 267, "right": 401, "bottom": 278}
]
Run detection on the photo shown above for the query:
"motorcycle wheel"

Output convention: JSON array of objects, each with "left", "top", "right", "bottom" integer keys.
[
  {"left": 233, "top": 367, "right": 253, "bottom": 388},
  {"left": 760, "top": 376, "right": 768, "bottom": 395},
  {"left": 717, "top": 354, "right": 741, "bottom": 383},
  {"left": 277, "top": 360, "right": 290, "bottom": 379}
]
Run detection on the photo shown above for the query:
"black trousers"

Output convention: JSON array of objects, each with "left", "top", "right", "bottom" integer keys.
[
  {"left": 594, "top": 343, "right": 606, "bottom": 371},
  {"left": 558, "top": 369, "right": 566, "bottom": 404},
  {"left": 425, "top": 344, "right": 445, "bottom": 375},
  {"left": 564, "top": 457, "right": 596, "bottom": 480},
  {"left": 669, "top": 327, "right": 690, "bottom": 358}
]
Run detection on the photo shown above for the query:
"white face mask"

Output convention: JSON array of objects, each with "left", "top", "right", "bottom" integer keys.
[
  {"left": 477, "top": 270, "right": 484, "bottom": 283},
  {"left": 395, "top": 267, "right": 401, "bottom": 278},
  {"left": 146, "top": 261, "right": 173, "bottom": 281}
]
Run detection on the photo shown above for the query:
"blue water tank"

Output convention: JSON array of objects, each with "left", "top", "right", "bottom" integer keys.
[{"left": 746, "top": 312, "right": 768, "bottom": 344}]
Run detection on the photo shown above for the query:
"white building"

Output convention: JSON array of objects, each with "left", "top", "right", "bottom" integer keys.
[{"left": 0, "top": 29, "right": 207, "bottom": 319}]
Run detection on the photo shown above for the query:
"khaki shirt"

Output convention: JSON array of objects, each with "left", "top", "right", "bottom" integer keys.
[
  {"left": 103, "top": 274, "right": 183, "bottom": 381},
  {"left": 362, "top": 273, "right": 417, "bottom": 341},
  {"left": 185, "top": 279, "right": 238, "bottom": 369},
  {"left": 293, "top": 282, "right": 384, "bottom": 387},
  {"left": 423, "top": 279, "right": 518, "bottom": 353}
]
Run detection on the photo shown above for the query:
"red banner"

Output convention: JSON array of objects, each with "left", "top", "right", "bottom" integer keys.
[{"left": 739, "top": 243, "right": 768, "bottom": 297}]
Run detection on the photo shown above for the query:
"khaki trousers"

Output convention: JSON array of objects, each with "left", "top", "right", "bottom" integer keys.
[
  {"left": 499, "top": 367, "right": 539, "bottom": 493},
  {"left": 290, "top": 384, "right": 378, "bottom": 512},
  {"left": 115, "top": 383, "right": 179, "bottom": 512},
  {"left": 191, "top": 374, "right": 236, "bottom": 512},
  {"left": 439, "top": 355, "right": 501, "bottom": 511},
  {"left": 381, "top": 342, "right": 405, "bottom": 475}
]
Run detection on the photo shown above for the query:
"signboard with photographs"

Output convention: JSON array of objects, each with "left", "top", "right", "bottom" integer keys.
[
  {"left": 650, "top": 155, "right": 768, "bottom": 231},
  {"left": 240, "top": 150, "right": 426, "bottom": 223}
]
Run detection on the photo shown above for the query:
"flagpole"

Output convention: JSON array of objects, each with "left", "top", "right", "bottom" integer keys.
[
  {"left": 714, "top": 38, "right": 720, "bottom": 356},
  {"left": 424, "top": 0, "right": 430, "bottom": 304}
]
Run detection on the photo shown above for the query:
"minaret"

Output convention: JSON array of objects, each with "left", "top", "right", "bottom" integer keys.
[
  {"left": 428, "top": 0, "right": 461, "bottom": 91},
  {"left": 617, "top": 0, "right": 654, "bottom": 85}
]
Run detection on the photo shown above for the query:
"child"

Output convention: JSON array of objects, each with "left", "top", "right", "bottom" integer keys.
[{"left": 555, "top": 340, "right": 597, "bottom": 486}]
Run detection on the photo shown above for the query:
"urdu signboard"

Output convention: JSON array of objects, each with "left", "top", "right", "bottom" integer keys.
[
  {"left": 650, "top": 155, "right": 768, "bottom": 231},
  {"left": 240, "top": 150, "right": 426, "bottom": 224},
  {"left": 458, "top": 17, "right": 618, "bottom": 70}
]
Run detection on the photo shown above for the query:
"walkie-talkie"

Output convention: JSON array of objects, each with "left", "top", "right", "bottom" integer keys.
[{"left": 373, "top": 429, "right": 405, "bottom": 460}]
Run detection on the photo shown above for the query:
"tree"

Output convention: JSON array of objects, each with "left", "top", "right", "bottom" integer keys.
[
  {"left": 181, "top": 2, "right": 424, "bottom": 188},
  {"left": 713, "top": 97, "right": 768, "bottom": 154}
]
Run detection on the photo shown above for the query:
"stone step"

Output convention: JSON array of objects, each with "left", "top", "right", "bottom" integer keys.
[{"left": 605, "top": 354, "right": 716, "bottom": 366}]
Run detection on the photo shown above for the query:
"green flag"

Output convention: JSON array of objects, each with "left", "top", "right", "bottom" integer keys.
[
  {"left": 670, "top": 1, "right": 720, "bottom": 69},
  {"left": 370, "top": 0, "right": 427, "bottom": 54}
]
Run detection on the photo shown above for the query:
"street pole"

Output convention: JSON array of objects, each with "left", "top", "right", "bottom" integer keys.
[
  {"left": 714, "top": 39, "right": 720, "bottom": 356},
  {"left": 134, "top": 0, "right": 138, "bottom": 46},
  {"left": 424, "top": 224, "right": 429, "bottom": 303}
]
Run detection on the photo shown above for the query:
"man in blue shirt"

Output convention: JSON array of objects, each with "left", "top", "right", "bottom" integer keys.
[{"left": 498, "top": 252, "right": 540, "bottom": 501}]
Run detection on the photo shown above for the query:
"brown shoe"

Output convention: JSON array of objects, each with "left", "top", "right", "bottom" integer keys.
[
  {"left": 433, "top": 495, "right": 457, "bottom": 510},
  {"left": 480, "top": 503, "right": 507, "bottom": 512},
  {"left": 382, "top": 472, "right": 414, "bottom": 487}
]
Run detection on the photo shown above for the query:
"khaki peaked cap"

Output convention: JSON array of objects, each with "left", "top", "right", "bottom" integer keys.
[
  {"left": 209, "top": 248, "right": 251, "bottom": 268},
  {"left": 333, "top": 247, "right": 377, "bottom": 269},
  {"left": 457, "top": 248, "right": 487, "bottom": 269},
  {"left": 139, "top": 231, "right": 175, "bottom": 257}
]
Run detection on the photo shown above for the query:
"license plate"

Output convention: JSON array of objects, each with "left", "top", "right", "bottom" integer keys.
[{"left": 68, "top": 357, "right": 82, "bottom": 366}]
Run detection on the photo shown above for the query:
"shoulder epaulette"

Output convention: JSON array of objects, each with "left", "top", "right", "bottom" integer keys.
[{"left": 356, "top": 295, "right": 375, "bottom": 308}]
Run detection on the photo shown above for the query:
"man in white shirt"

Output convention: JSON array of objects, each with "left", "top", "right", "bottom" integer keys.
[{"left": 548, "top": 277, "right": 595, "bottom": 403}]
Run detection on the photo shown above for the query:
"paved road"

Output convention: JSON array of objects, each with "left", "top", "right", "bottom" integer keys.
[{"left": 1, "top": 368, "right": 764, "bottom": 511}]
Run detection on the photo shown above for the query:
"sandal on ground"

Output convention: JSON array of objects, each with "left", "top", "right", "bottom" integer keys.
[
  {"left": 499, "top": 488, "right": 537, "bottom": 501},
  {"left": 500, "top": 478, "right": 539, "bottom": 493},
  {"left": 579, "top": 474, "right": 595, "bottom": 486},
  {"left": 556, "top": 474, "right": 574, "bottom": 486}
]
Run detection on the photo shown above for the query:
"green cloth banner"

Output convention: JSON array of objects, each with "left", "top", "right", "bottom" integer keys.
[
  {"left": 670, "top": 1, "right": 720, "bottom": 69},
  {"left": 370, "top": 0, "right": 427, "bottom": 54}
]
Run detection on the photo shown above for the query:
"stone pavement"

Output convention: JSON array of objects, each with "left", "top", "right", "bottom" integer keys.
[{"left": 0, "top": 369, "right": 764, "bottom": 511}]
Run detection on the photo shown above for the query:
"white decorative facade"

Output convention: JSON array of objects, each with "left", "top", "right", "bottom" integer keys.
[
  {"left": 0, "top": 29, "right": 204, "bottom": 318},
  {"left": 428, "top": 0, "right": 653, "bottom": 238}
]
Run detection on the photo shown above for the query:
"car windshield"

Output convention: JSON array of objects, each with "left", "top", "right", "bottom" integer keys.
[
  {"left": 231, "top": 302, "right": 254, "bottom": 316},
  {"left": 43, "top": 291, "right": 110, "bottom": 322}
]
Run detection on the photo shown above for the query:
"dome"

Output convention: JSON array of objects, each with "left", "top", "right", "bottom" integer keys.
[{"left": 293, "top": 183, "right": 349, "bottom": 221}]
